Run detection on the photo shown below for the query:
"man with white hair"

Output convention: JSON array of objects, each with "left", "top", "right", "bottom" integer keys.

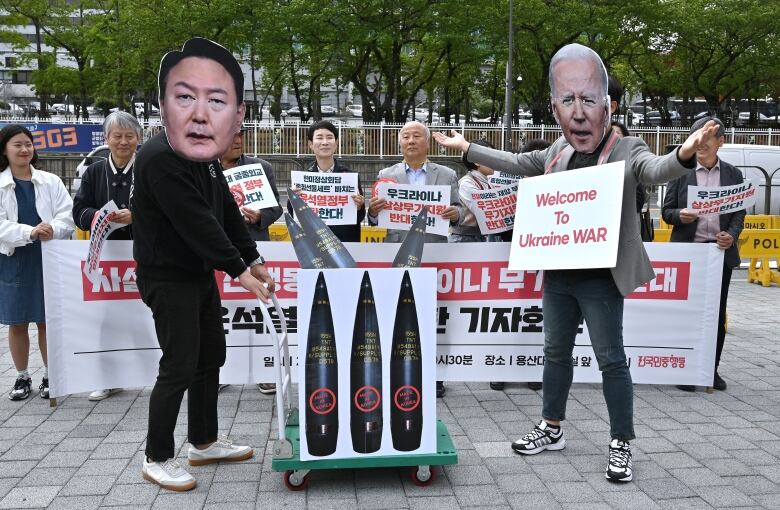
[
  {"left": 368, "top": 120, "right": 462, "bottom": 397},
  {"left": 434, "top": 43, "right": 722, "bottom": 482}
]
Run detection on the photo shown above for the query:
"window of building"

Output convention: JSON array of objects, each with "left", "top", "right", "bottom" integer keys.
[{"left": 4, "top": 57, "right": 17, "bottom": 68}]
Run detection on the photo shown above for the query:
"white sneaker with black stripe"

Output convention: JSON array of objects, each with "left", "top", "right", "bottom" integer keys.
[
  {"left": 605, "top": 438, "right": 633, "bottom": 482},
  {"left": 511, "top": 420, "right": 566, "bottom": 455}
]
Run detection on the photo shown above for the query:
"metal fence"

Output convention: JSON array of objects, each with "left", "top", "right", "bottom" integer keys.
[{"left": 239, "top": 122, "right": 780, "bottom": 159}]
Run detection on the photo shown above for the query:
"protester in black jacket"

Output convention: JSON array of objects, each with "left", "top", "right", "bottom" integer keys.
[
  {"left": 73, "top": 111, "right": 141, "bottom": 241},
  {"left": 288, "top": 120, "right": 366, "bottom": 242},
  {"left": 131, "top": 37, "right": 273, "bottom": 493},
  {"left": 221, "top": 131, "right": 283, "bottom": 241}
]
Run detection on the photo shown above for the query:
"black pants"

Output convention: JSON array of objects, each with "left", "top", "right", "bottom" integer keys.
[
  {"left": 715, "top": 263, "right": 733, "bottom": 370},
  {"left": 138, "top": 274, "right": 226, "bottom": 461}
]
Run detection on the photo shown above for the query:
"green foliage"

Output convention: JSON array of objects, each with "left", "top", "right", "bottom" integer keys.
[{"left": 1, "top": 0, "right": 778, "bottom": 123}]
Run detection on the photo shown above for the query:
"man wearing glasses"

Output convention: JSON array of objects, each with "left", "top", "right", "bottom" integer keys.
[{"left": 434, "top": 43, "right": 722, "bottom": 482}]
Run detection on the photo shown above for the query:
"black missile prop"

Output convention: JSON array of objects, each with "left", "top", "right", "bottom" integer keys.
[
  {"left": 350, "top": 272, "right": 383, "bottom": 453},
  {"left": 287, "top": 188, "right": 357, "bottom": 268},
  {"left": 391, "top": 208, "right": 427, "bottom": 268},
  {"left": 285, "top": 213, "right": 329, "bottom": 269},
  {"left": 390, "top": 270, "right": 423, "bottom": 451},
  {"left": 304, "top": 272, "right": 339, "bottom": 456}
]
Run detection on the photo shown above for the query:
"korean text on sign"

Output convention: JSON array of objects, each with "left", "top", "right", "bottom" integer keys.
[
  {"left": 290, "top": 171, "right": 358, "bottom": 225},
  {"left": 377, "top": 183, "right": 451, "bottom": 236}
]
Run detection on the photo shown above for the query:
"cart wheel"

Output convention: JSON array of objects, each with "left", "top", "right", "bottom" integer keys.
[
  {"left": 283, "top": 470, "right": 309, "bottom": 491},
  {"left": 410, "top": 466, "right": 435, "bottom": 486}
]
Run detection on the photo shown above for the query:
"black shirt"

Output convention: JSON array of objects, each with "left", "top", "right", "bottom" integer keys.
[{"left": 131, "top": 132, "right": 260, "bottom": 281}]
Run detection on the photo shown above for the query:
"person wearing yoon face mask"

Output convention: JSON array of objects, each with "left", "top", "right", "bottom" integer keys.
[
  {"left": 131, "top": 38, "right": 275, "bottom": 492},
  {"left": 434, "top": 43, "right": 723, "bottom": 483}
]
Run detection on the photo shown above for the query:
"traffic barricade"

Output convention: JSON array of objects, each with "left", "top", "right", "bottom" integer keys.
[{"left": 737, "top": 229, "right": 780, "bottom": 287}]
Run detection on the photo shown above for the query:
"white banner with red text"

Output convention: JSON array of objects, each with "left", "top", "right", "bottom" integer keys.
[
  {"left": 290, "top": 171, "right": 359, "bottom": 225},
  {"left": 42, "top": 241, "right": 721, "bottom": 397},
  {"left": 376, "top": 183, "right": 450, "bottom": 236}
]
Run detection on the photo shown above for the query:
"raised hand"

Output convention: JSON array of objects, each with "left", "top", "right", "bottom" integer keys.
[
  {"left": 679, "top": 120, "right": 721, "bottom": 161},
  {"left": 432, "top": 130, "right": 470, "bottom": 152}
]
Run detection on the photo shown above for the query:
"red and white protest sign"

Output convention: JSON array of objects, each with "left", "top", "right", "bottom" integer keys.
[
  {"left": 223, "top": 163, "right": 279, "bottom": 211},
  {"left": 42, "top": 241, "right": 720, "bottom": 396},
  {"left": 509, "top": 161, "right": 624, "bottom": 270},
  {"left": 376, "top": 183, "right": 451, "bottom": 236},
  {"left": 687, "top": 180, "right": 758, "bottom": 216},
  {"left": 471, "top": 182, "right": 518, "bottom": 234},
  {"left": 84, "top": 200, "right": 122, "bottom": 283},
  {"left": 290, "top": 171, "right": 358, "bottom": 225}
]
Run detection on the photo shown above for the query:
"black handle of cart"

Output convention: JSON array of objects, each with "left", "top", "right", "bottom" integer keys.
[{"left": 259, "top": 294, "right": 458, "bottom": 491}]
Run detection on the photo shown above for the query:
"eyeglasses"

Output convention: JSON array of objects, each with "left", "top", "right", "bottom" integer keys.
[
  {"left": 108, "top": 133, "right": 139, "bottom": 142},
  {"left": 553, "top": 95, "right": 606, "bottom": 110}
]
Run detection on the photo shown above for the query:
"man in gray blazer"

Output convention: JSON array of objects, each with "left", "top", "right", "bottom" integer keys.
[
  {"left": 434, "top": 43, "right": 721, "bottom": 483},
  {"left": 662, "top": 116, "right": 744, "bottom": 393},
  {"left": 367, "top": 121, "right": 462, "bottom": 244},
  {"left": 368, "top": 121, "right": 462, "bottom": 398}
]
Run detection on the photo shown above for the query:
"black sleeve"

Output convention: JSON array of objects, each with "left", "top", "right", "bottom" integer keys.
[
  {"left": 72, "top": 163, "right": 101, "bottom": 231},
  {"left": 257, "top": 160, "right": 283, "bottom": 229},
  {"left": 635, "top": 184, "right": 647, "bottom": 214},
  {"left": 149, "top": 152, "right": 250, "bottom": 278},
  {"left": 356, "top": 173, "right": 366, "bottom": 224},
  {"left": 661, "top": 177, "right": 685, "bottom": 226}
]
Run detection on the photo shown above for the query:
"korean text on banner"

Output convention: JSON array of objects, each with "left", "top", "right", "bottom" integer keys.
[
  {"left": 472, "top": 182, "right": 518, "bottom": 234},
  {"left": 687, "top": 180, "right": 758, "bottom": 216},
  {"left": 223, "top": 163, "right": 279, "bottom": 211},
  {"left": 509, "top": 161, "right": 624, "bottom": 270},
  {"left": 42, "top": 241, "right": 720, "bottom": 397},
  {"left": 290, "top": 171, "right": 358, "bottom": 225},
  {"left": 377, "top": 183, "right": 451, "bottom": 236},
  {"left": 84, "top": 200, "right": 122, "bottom": 283}
]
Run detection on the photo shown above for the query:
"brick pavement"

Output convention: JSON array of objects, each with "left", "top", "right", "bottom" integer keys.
[{"left": 0, "top": 274, "right": 778, "bottom": 509}]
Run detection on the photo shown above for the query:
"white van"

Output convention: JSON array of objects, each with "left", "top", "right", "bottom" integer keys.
[{"left": 717, "top": 144, "right": 780, "bottom": 215}]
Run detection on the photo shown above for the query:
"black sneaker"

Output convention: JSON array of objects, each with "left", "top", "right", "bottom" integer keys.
[
  {"left": 713, "top": 373, "right": 727, "bottom": 391},
  {"left": 489, "top": 382, "right": 505, "bottom": 391},
  {"left": 528, "top": 382, "right": 543, "bottom": 391},
  {"left": 39, "top": 378, "right": 49, "bottom": 399},
  {"left": 436, "top": 381, "right": 446, "bottom": 398},
  {"left": 511, "top": 420, "right": 566, "bottom": 455},
  {"left": 9, "top": 376, "right": 32, "bottom": 401},
  {"left": 606, "top": 439, "right": 633, "bottom": 482}
]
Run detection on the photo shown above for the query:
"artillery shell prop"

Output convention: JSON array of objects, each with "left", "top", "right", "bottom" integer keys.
[
  {"left": 285, "top": 213, "right": 330, "bottom": 269},
  {"left": 287, "top": 188, "right": 357, "bottom": 268},
  {"left": 391, "top": 208, "right": 428, "bottom": 268}
]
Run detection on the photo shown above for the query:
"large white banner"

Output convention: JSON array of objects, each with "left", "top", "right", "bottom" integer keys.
[
  {"left": 510, "top": 162, "right": 624, "bottom": 270},
  {"left": 43, "top": 241, "right": 722, "bottom": 397}
]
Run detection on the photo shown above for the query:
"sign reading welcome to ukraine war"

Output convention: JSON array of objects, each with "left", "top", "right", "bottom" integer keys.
[
  {"left": 376, "top": 183, "right": 451, "bottom": 236},
  {"left": 0, "top": 122, "right": 104, "bottom": 152},
  {"left": 290, "top": 171, "right": 358, "bottom": 225},
  {"left": 509, "top": 161, "right": 624, "bottom": 270},
  {"left": 43, "top": 241, "right": 722, "bottom": 397}
]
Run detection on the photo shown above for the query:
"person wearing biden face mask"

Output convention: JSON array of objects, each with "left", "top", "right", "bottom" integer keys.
[
  {"left": 434, "top": 43, "right": 722, "bottom": 483},
  {"left": 131, "top": 38, "right": 275, "bottom": 492}
]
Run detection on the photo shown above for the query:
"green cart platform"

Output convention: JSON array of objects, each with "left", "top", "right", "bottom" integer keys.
[{"left": 261, "top": 295, "right": 459, "bottom": 491}]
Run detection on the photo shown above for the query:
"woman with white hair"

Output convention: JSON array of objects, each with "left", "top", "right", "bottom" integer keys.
[{"left": 72, "top": 110, "right": 142, "bottom": 401}]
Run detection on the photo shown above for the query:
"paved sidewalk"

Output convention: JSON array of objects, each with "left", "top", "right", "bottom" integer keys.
[{"left": 1, "top": 274, "right": 778, "bottom": 509}]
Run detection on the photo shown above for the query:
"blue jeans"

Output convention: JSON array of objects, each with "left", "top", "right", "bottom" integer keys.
[{"left": 541, "top": 270, "right": 635, "bottom": 441}]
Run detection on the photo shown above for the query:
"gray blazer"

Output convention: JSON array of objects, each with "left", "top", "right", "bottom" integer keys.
[
  {"left": 371, "top": 161, "right": 463, "bottom": 243},
  {"left": 467, "top": 136, "right": 694, "bottom": 296}
]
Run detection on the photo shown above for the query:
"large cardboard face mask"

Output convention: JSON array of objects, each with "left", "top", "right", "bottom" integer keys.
[{"left": 158, "top": 40, "right": 245, "bottom": 162}]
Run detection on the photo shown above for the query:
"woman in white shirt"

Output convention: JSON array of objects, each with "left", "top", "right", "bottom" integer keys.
[{"left": 0, "top": 125, "right": 75, "bottom": 400}]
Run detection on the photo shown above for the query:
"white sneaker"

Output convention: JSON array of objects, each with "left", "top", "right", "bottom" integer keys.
[
  {"left": 187, "top": 435, "right": 253, "bottom": 466},
  {"left": 142, "top": 458, "right": 196, "bottom": 491},
  {"left": 88, "top": 388, "right": 121, "bottom": 401}
]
